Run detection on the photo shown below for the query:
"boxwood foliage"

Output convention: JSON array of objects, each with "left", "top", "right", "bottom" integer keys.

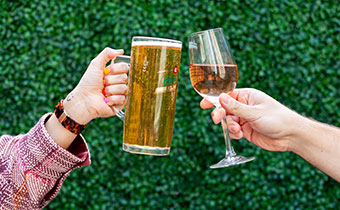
[{"left": 1, "top": 0, "right": 339, "bottom": 209}]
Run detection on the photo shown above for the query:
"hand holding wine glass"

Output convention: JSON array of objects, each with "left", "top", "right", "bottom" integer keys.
[
  {"left": 200, "top": 88, "right": 295, "bottom": 152},
  {"left": 189, "top": 28, "right": 255, "bottom": 168}
]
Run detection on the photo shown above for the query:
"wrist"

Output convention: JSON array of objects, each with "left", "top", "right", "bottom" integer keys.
[
  {"left": 63, "top": 92, "right": 94, "bottom": 125},
  {"left": 286, "top": 112, "right": 312, "bottom": 153},
  {"left": 46, "top": 114, "right": 77, "bottom": 149}
]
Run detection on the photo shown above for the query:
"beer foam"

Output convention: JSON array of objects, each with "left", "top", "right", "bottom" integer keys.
[{"left": 132, "top": 41, "right": 182, "bottom": 48}]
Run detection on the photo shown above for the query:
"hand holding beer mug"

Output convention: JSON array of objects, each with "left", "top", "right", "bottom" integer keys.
[
  {"left": 113, "top": 36, "right": 182, "bottom": 156},
  {"left": 189, "top": 28, "right": 255, "bottom": 168}
]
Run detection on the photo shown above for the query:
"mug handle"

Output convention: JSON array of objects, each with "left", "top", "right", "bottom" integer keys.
[{"left": 111, "top": 55, "right": 130, "bottom": 121}]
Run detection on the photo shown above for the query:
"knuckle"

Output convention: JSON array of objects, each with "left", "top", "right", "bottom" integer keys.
[
  {"left": 90, "top": 59, "right": 98, "bottom": 67},
  {"left": 103, "top": 47, "right": 111, "bottom": 53},
  {"left": 226, "top": 115, "right": 233, "bottom": 122},
  {"left": 121, "top": 74, "right": 128, "bottom": 81},
  {"left": 232, "top": 100, "right": 241, "bottom": 111},
  {"left": 113, "top": 95, "right": 125, "bottom": 104},
  {"left": 122, "top": 85, "right": 128, "bottom": 92},
  {"left": 119, "top": 96, "right": 126, "bottom": 103},
  {"left": 103, "top": 47, "right": 113, "bottom": 59}
]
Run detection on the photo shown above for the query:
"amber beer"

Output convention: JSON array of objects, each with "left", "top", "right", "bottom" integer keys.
[{"left": 123, "top": 37, "right": 182, "bottom": 155}]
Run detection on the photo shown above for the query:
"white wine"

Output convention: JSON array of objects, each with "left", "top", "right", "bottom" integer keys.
[{"left": 189, "top": 64, "right": 238, "bottom": 104}]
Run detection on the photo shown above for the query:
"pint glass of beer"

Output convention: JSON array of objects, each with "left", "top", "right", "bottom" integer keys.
[{"left": 116, "top": 36, "right": 182, "bottom": 156}]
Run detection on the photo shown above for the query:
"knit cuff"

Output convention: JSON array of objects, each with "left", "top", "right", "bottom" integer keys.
[{"left": 17, "top": 113, "right": 91, "bottom": 180}]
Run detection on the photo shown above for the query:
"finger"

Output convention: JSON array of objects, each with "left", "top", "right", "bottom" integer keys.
[
  {"left": 240, "top": 122, "right": 253, "bottom": 141},
  {"left": 105, "top": 63, "right": 129, "bottom": 75},
  {"left": 105, "top": 84, "right": 128, "bottom": 95},
  {"left": 229, "top": 131, "right": 243, "bottom": 139},
  {"left": 211, "top": 107, "right": 224, "bottom": 124},
  {"left": 226, "top": 115, "right": 241, "bottom": 134},
  {"left": 104, "top": 74, "right": 127, "bottom": 85},
  {"left": 200, "top": 98, "right": 214, "bottom": 109},
  {"left": 104, "top": 95, "right": 126, "bottom": 106},
  {"left": 230, "top": 115, "right": 240, "bottom": 123},
  {"left": 219, "top": 93, "right": 259, "bottom": 121},
  {"left": 91, "top": 48, "right": 124, "bottom": 68},
  {"left": 113, "top": 104, "right": 125, "bottom": 111},
  {"left": 229, "top": 88, "right": 242, "bottom": 99}
]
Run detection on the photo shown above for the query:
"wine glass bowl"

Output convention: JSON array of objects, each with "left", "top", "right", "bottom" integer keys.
[{"left": 189, "top": 64, "right": 238, "bottom": 105}]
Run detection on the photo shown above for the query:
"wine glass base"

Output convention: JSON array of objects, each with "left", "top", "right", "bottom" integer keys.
[{"left": 210, "top": 156, "right": 255, "bottom": 169}]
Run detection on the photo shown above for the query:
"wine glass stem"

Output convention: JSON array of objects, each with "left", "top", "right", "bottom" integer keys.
[{"left": 221, "top": 116, "right": 236, "bottom": 157}]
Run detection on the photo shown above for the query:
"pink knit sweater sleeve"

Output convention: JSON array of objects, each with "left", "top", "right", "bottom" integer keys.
[{"left": 0, "top": 113, "right": 91, "bottom": 209}]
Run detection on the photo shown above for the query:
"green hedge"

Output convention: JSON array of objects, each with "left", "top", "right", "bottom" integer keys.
[{"left": 1, "top": 0, "right": 340, "bottom": 209}]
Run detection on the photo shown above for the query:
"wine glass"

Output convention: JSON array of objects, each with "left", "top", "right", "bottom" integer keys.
[{"left": 188, "top": 28, "right": 255, "bottom": 168}]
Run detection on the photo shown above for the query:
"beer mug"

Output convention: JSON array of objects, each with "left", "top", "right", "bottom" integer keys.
[{"left": 113, "top": 36, "right": 182, "bottom": 156}]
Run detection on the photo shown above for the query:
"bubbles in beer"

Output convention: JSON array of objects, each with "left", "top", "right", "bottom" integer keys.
[{"left": 123, "top": 43, "right": 182, "bottom": 151}]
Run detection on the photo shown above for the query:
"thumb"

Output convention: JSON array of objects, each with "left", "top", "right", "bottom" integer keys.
[
  {"left": 91, "top": 47, "right": 124, "bottom": 68},
  {"left": 219, "top": 93, "right": 258, "bottom": 121}
]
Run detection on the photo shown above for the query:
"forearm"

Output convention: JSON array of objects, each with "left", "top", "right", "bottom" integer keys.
[
  {"left": 0, "top": 114, "right": 90, "bottom": 209},
  {"left": 45, "top": 113, "right": 77, "bottom": 149},
  {"left": 289, "top": 115, "right": 340, "bottom": 181},
  {"left": 46, "top": 92, "right": 93, "bottom": 149}
]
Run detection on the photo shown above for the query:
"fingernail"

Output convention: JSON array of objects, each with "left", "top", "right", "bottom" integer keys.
[
  {"left": 104, "top": 98, "right": 109, "bottom": 103},
  {"left": 102, "top": 88, "right": 106, "bottom": 96},
  {"left": 115, "top": 49, "right": 124, "bottom": 53},
  {"left": 213, "top": 118, "right": 219, "bottom": 125},
  {"left": 104, "top": 67, "right": 110, "bottom": 75}
]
